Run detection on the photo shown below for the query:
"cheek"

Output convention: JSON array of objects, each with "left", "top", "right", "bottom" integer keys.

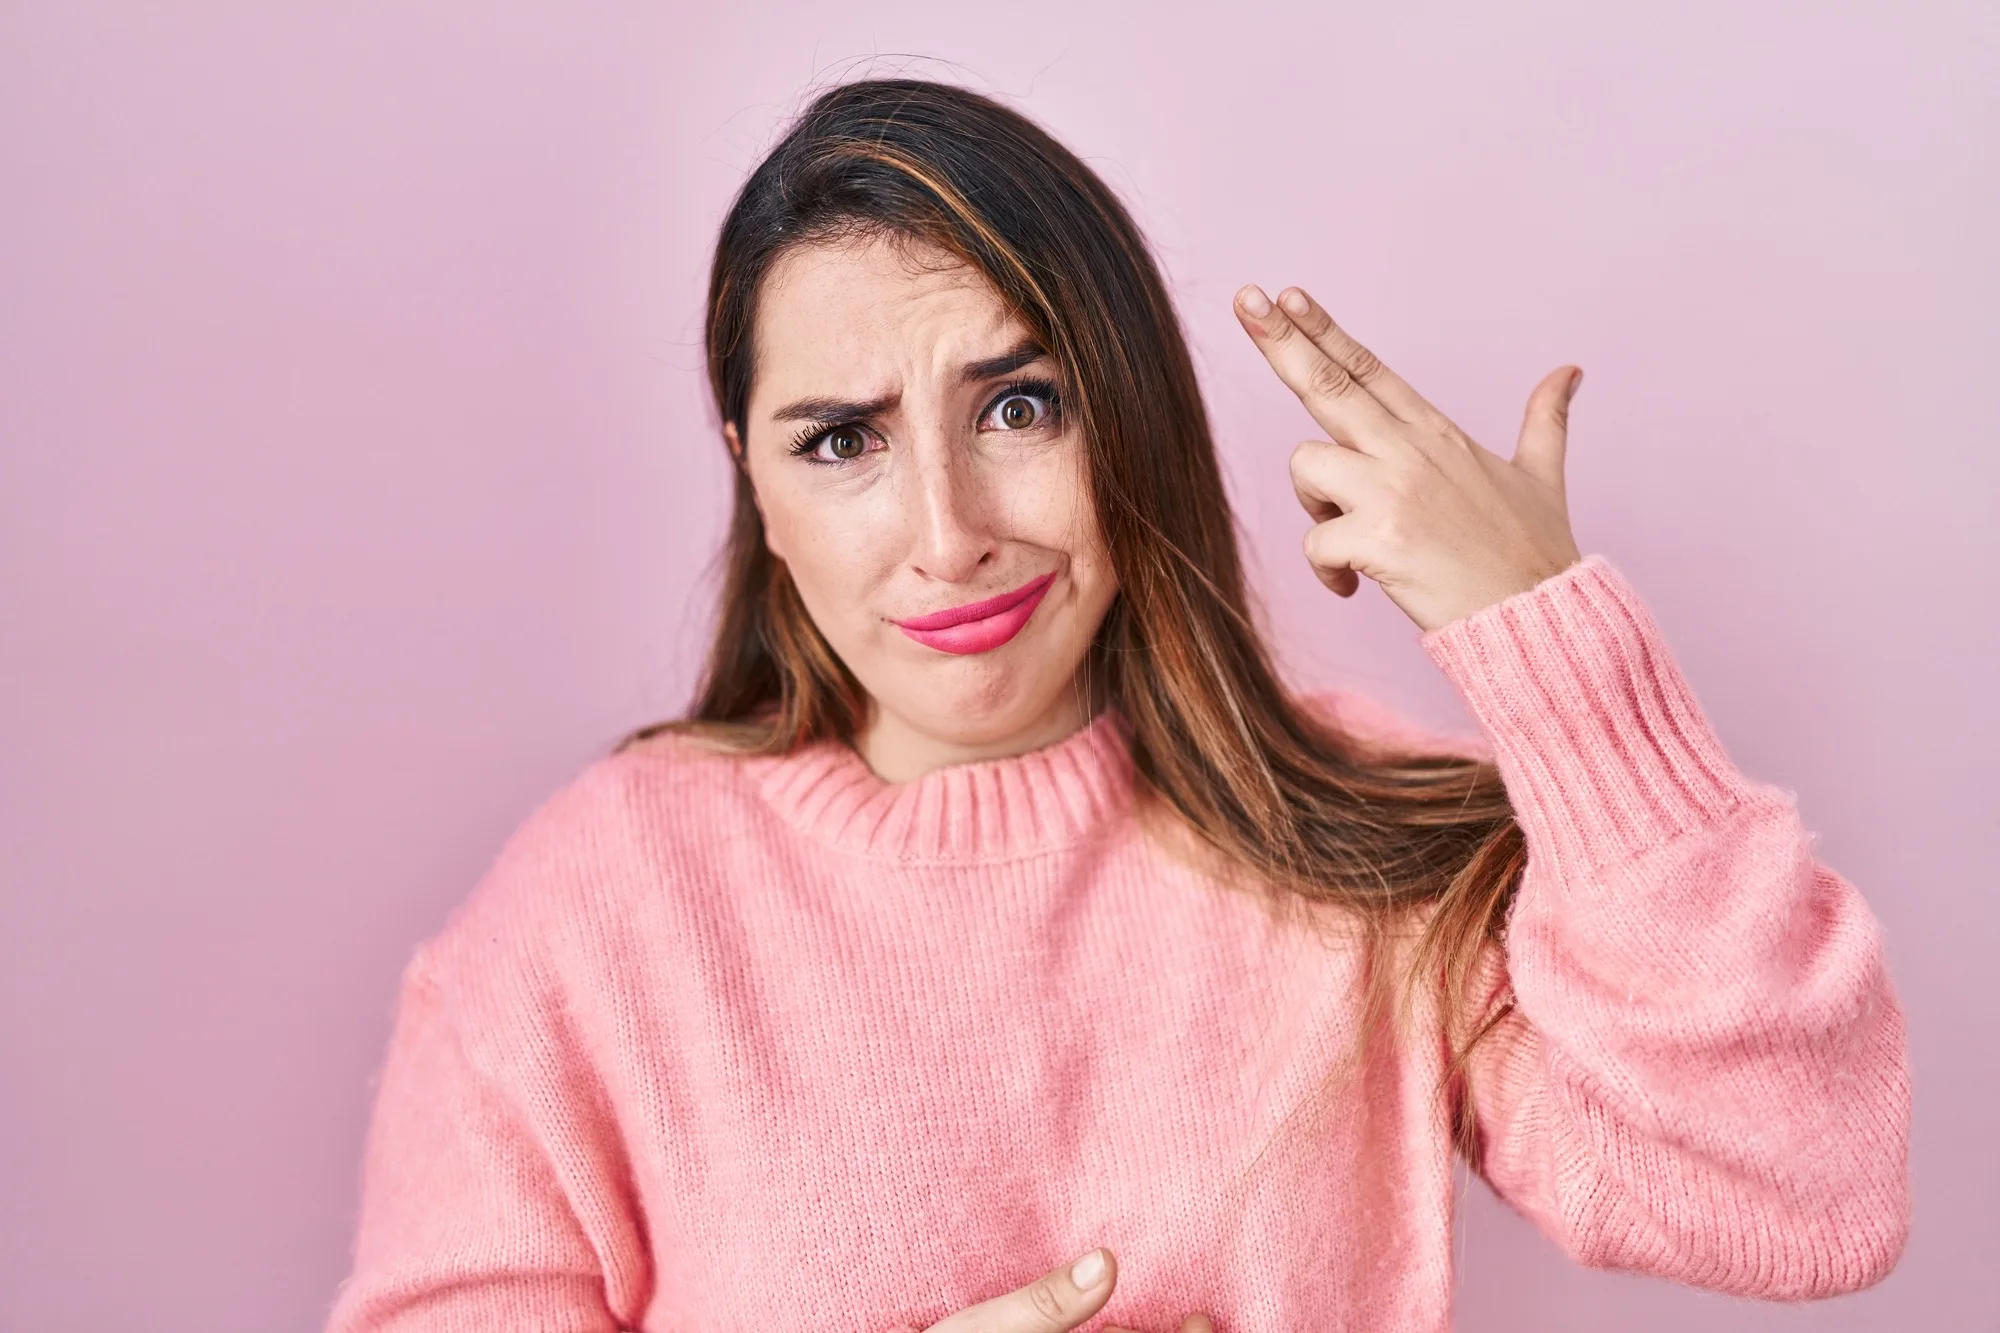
[
  {"left": 1001, "top": 445, "right": 1109, "bottom": 570},
  {"left": 756, "top": 479, "right": 897, "bottom": 617}
]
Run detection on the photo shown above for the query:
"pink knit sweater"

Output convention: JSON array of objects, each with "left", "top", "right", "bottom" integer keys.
[{"left": 324, "top": 555, "right": 1910, "bottom": 1332}]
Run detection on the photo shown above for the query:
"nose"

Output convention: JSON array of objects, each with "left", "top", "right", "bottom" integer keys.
[{"left": 906, "top": 435, "right": 997, "bottom": 585}]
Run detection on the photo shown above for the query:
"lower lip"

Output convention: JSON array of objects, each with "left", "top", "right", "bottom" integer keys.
[{"left": 895, "top": 577, "right": 1055, "bottom": 655}]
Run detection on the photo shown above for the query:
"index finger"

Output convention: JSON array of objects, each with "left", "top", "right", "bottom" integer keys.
[{"left": 1235, "top": 284, "right": 1405, "bottom": 458}]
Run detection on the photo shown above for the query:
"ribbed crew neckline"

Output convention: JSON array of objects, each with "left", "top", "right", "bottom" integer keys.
[{"left": 736, "top": 706, "right": 1138, "bottom": 862}]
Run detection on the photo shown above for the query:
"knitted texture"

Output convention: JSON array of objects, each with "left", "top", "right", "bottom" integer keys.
[{"left": 324, "top": 555, "right": 1911, "bottom": 1332}]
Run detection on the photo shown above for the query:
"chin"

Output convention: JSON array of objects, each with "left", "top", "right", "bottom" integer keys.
[{"left": 884, "top": 661, "right": 1075, "bottom": 749}]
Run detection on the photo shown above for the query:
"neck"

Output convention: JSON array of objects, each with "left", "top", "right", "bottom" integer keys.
[{"left": 854, "top": 680, "right": 1102, "bottom": 783}]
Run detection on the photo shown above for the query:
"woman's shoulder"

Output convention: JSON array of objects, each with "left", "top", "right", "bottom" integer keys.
[
  {"left": 414, "top": 727, "right": 772, "bottom": 988},
  {"left": 502, "top": 726, "right": 767, "bottom": 876}
]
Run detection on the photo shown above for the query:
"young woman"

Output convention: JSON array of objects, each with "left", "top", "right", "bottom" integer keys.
[{"left": 325, "top": 79, "right": 1910, "bottom": 1333}]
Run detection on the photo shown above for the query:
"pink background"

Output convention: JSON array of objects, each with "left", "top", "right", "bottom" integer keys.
[{"left": 2, "top": 3, "right": 1993, "bottom": 1329}]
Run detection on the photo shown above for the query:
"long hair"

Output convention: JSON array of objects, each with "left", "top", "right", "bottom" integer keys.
[{"left": 617, "top": 78, "right": 1525, "bottom": 1170}]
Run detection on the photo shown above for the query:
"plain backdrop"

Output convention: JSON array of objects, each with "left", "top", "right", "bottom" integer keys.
[{"left": 2, "top": 2, "right": 1993, "bottom": 1330}]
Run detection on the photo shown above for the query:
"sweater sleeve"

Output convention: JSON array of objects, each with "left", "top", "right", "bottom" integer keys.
[
  {"left": 1416, "top": 554, "right": 1911, "bottom": 1298},
  {"left": 322, "top": 950, "right": 628, "bottom": 1333}
]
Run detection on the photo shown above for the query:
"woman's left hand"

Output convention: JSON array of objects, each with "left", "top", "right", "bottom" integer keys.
[{"left": 1233, "top": 282, "right": 1585, "bottom": 633}]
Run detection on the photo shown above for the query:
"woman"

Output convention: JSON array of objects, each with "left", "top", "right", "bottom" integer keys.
[{"left": 325, "top": 78, "right": 1910, "bottom": 1333}]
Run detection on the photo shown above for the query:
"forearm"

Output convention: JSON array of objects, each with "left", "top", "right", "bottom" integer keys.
[{"left": 1425, "top": 556, "right": 1912, "bottom": 1295}]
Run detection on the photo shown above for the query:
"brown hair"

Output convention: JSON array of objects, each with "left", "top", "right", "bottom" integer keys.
[{"left": 617, "top": 77, "right": 1525, "bottom": 1171}]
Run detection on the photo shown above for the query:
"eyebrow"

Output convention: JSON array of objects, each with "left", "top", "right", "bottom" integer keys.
[
  {"left": 959, "top": 338, "right": 1050, "bottom": 385},
  {"left": 766, "top": 338, "right": 1052, "bottom": 424}
]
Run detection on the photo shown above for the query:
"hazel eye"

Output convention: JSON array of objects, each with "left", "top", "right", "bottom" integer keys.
[
  {"left": 823, "top": 426, "right": 868, "bottom": 459},
  {"left": 986, "top": 392, "right": 1052, "bottom": 431}
]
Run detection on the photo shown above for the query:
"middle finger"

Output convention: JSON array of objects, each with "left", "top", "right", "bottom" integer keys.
[
  {"left": 1235, "top": 284, "right": 1407, "bottom": 460},
  {"left": 1273, "top": 285, "right": 1446, "bottom": 428}
]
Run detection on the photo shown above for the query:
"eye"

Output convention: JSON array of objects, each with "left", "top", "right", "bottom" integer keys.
[
  {"left": 980, "top": 382, "right": 1060, "bottom": 433},
  {"left": 789, "top": 421, "right": 880, "bottom": 465},
  {"left": 821, "top": 425, "right": 869, "bottom": 460}
]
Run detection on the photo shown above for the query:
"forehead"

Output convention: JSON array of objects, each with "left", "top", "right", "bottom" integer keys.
[{"left": 749, "top": 235, "right": 1032, "bottom": 403}]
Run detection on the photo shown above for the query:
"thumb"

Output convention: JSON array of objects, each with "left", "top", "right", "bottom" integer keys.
[{"left": 1512, "top": 365, "right": 1581, "bottom": 491}]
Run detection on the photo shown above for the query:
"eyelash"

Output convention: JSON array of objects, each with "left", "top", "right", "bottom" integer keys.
[{"left": 785, "top": 377, "right": 1066, "bottom": 465}]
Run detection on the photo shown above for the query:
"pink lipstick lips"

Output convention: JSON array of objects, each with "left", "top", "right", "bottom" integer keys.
[{"left": 892, "top": 573, "right": 1056, "bottom": 655}]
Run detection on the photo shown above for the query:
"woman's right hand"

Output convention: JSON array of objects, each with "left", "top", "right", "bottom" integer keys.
[{"left": 919, "top": 1247, "right": 1215, "bottom": 1333}]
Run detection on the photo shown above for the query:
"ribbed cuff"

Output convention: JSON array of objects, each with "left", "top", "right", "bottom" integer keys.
[{"left": 1419, "top": 554, "right": 1755, "bottom": 883}]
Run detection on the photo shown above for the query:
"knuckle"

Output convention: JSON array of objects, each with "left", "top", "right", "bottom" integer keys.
[
  {"left": 1345, "top": 341, "right": 1385, "bottom": 384},
  {"left": 1373, "top": 506, "right": 1412, "bottom": 550},
  {"left": 1308, "top": 357, "right": 1352, "bottom": 399},
  {"left": 1379, "top": 465, "right": 1418, "bottom": 506},
  {"left": 1027, "top": 1278, "right": 1069, "bottom": 1325}
]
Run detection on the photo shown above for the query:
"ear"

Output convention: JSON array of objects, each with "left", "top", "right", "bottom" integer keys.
[{"left": 726, "top": 422, "right": 787, "bottom": 561}]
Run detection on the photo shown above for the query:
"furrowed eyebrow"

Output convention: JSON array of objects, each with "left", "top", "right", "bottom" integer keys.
[
  {"left": 959, "top": 338, "right": 1050, "bottom": 384},
  {"left": 765, "top": 340, "right": 1052, "bottom": 425},
  {"left": 768, "top": 391, "right": 899, "bottom": 425}
]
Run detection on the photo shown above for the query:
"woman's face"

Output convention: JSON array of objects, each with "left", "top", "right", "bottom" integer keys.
[{"left": 728, "top": 233, "right": 1119, "bottom": 772}]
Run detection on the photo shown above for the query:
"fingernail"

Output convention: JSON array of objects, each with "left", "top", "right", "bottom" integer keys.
[
  {"left": 1238, "top": 284, "right": 1272, "bottom": 317},
  {"left": 1279, "top": 287, "right": 1310, "bottom": 315},
  {"left": 1071, "top": 1248, "right": 1107, "bottom": 1289},
  {"left": 1569, "top": 368, "right": 1584, "bottom": 396}
]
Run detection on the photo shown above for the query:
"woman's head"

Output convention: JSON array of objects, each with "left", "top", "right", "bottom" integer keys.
[
  {"left": 696, "top": 77, "right": 1246, "bottom": 772},
  {"left": 629, "top": 77, "right": 1528, "bottom": 1164},
  {"left": 726, "top": 233, "right": 1117, "bottom": 772}
]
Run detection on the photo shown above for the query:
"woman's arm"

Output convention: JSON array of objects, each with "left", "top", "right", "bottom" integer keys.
[
  {"left": 1421, "top": 555, "right": 1911, "bottom": 1297},
  {"left": 323, "top": 950, "right": 636, "bottom": 1332},
  {"left": 1225, "top": 277, "right": 1909, "bottom": 1296}
]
